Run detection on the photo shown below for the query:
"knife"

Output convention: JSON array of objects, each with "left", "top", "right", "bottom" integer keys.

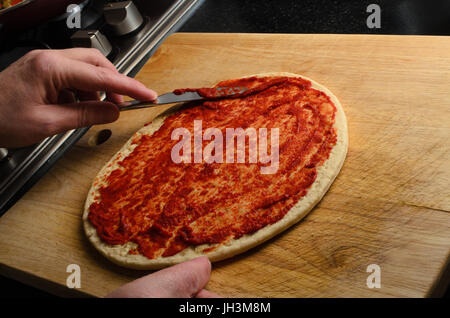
[{"left": 117, "top": 86, "right": 248, "bottom": 111}]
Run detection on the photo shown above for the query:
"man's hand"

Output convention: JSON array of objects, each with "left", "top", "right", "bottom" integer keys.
[
  {"left": 0, "top": 48, "right": 157, "bottom": 148},
  {"left": 106, "top": 256, "right": 220, "bottom": 298}
]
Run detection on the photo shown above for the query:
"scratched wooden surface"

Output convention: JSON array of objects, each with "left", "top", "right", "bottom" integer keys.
[{"left": 0, "top": 33, "right": 449, "bottom": 297}]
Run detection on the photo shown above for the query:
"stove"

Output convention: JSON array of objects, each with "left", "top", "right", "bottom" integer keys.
[{"left": 0, "top": 0, "right": 204, "bottom": 215}]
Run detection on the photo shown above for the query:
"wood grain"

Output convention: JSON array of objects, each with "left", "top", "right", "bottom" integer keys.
[{"left": 0, "top": 33, "right": 449, "bottom": 297}]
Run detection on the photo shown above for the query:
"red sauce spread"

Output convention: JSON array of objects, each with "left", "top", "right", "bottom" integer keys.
[
  {"left": 88, "top": 76, "right": 337, "bottom": 259},
  {"left": 0, "top": 1, "right": 24, "bottom": 10}
]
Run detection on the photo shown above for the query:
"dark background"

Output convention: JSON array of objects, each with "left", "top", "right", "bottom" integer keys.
[
  {"left": 1, "top": 0, "right": 450, "bottom": 298},
  {"left": 180, "top": 0, "right": 450, "bottom": 35}
]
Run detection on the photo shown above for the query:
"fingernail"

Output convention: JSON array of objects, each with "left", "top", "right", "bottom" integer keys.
[
  {"left": 150, "top": 90, "right": 158, "bottom": 100},
  {"left": 198, "top": 256, "right": 212, "bottom": 267}
]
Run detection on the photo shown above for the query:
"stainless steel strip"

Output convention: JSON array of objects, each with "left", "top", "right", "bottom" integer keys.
[
  {"left": 116, "top": 0, "right": 203, "bottom": 74},
  {"left": 0, "top": 136, "right": 56, "bottom": 191},
  {"left": 0, "top": 130, "right": 76, "bottom": 213}
]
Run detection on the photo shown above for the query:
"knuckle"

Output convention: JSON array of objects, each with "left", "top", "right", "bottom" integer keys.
[
  {"left": 41, "top": 121, "right": 59, "bottom": 136},
  {"left": 96, "top": 67, "right": 114, "bottom": 83},
  {"left": 33, "top": 115, "right": 59, "bottom": 136},
  {"left": 88, "top": 48, "right": 107, "bottom": 64},
  {"left": 23, "top": 49, "right": 41, "bottom": 59},
  {"left": 77, "top": 104, "right": 89, "bottom": 128},
  {"left": 91, "top": 48, "right": 104, "bottom": 58},
  {"left": 26, "top": 108, "right": 61, "bottom": 137},
  {"left": 30, "top": 51, "right": 56, "bottom": 72}
]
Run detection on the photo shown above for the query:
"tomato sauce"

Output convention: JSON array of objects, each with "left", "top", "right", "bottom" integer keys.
[{"left": 88, "top": 76, "right": 337, "bottom": 259}]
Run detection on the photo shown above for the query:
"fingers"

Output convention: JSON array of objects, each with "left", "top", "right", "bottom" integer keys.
[
  {"left": 57, "top": 48, "right": 118, "bottom": 73},
  {"left": 72, "top": 90, "right": 123, "bottom": 106},
  {"left": 28, "top": 49, "right": 157, "bottom": 104},
  {"left": 36, "top": 101, "right": 119, "bottom": 135},
  {"left": 57, "top": 49, "right": 134, "bottom": 104},
  {"left": 106, "top": 93, "right": 124, "bottom": 104},
  {"left": 56, "top": 57, "right": 157, "bottom": 102},
  {"left": 106, "top": 257, "right": 214, "bottom": 298}
]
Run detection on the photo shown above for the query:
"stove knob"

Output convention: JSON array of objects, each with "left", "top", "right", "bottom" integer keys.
[
  {"left": 71, "top": 30, "right": 113, "bottom": 57},
  {"left": 0, "top": 148, "right": 8, "bottom": 162},
  {"left": 104, "top": 1, "right": 144, "bottom": 36}
]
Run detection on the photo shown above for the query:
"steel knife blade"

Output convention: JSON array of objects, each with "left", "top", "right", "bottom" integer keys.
[{"left": 117, "top": 86, "right": 248, "bottom": 111}]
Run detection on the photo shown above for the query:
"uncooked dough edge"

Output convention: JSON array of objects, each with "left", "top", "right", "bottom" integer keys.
[{"left": 82, "top": 72, "right": 348, "bottom": 270}]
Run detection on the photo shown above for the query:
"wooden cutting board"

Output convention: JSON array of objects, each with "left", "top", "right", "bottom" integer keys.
[{"left": 0, "top": 33, "right": 449, "bottom": 298}]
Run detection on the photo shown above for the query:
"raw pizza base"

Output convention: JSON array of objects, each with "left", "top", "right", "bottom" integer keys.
[{"left": 83, "top": 72, "right": 348, "bottom": 270}]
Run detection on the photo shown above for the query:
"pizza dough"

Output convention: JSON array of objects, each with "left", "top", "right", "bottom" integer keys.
[{"left": 83, "top": 72, "right": 348, "bottom": 269}]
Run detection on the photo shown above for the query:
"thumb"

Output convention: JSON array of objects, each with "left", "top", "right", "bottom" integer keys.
[
  {"left": 106, "top": 257, "right": 213, "bottom": 298},
  {"left": 38, "top": 101, "right": 119, "bottom": 134}
]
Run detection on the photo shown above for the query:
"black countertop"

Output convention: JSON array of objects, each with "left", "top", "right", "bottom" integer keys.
[{"left": 180, "top": 0, "right": 450, "bottom": 35}]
